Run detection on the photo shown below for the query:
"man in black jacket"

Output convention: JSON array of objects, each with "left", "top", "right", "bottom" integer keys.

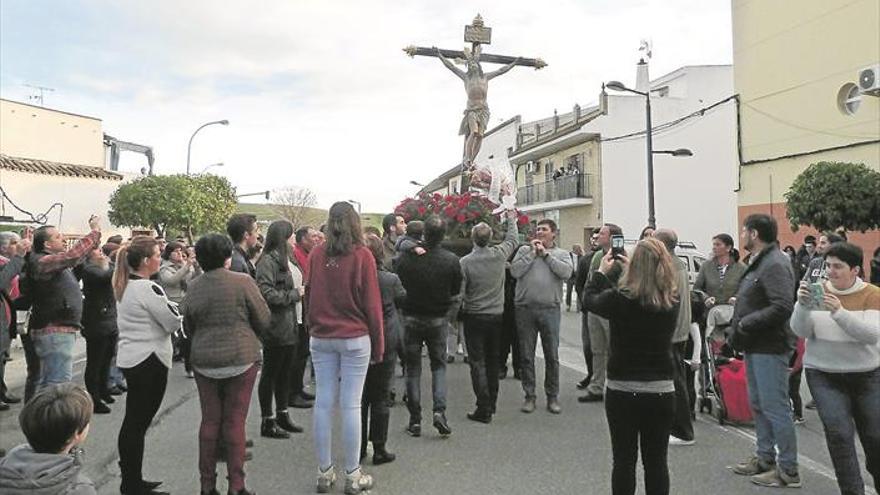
[
  {"left": 730, "top": 214, "right": 800, "bottom": 488},
  {"left": 573, "top": 233, "right": 596, "bottom": 390},
  {"left": 396, "top": 215, "right": 462, "bottom": 438},
  {"left": 226, "top": 214, "right": 259, "bottom": 278}
]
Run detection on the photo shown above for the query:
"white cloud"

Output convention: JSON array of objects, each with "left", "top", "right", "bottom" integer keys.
[{"left": 2, "top": 0, "right": 732, "bottom": 212}]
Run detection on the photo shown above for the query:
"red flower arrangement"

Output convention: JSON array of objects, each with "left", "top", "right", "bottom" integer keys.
[{"left": 394, "top": 192, "right": 530, "bottom": 240}]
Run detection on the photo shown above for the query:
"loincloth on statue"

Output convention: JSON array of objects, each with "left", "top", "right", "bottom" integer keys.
[{"left": 459, "top": 107, "right": 490, "bottom": 136}]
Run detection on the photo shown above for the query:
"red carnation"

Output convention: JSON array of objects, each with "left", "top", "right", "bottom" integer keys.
[
  {"left": 417, "top": 206, "right": 427, "bottom": 215},
  {"left": 456, "top": 213, "right": 467, "bottom": 223}
]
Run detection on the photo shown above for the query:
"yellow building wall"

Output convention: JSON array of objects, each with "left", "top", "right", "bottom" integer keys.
[
  {"left": 733, "top": 0, "right": 880, "bottom": 277},
  {"left": 732, "top": 0, "right": 880, "bottom": 165},
  {"left": 0, "top": 99, "right": 105, "bottom": 167}
]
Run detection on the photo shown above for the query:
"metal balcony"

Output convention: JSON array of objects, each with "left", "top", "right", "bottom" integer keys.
[{"left": 517, "top": 173, "right": 592, "bottom": 206}]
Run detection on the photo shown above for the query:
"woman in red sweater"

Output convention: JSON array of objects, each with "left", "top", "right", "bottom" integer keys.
[{"left": 307, "top": 202, "right": 384, "bottom": 494}]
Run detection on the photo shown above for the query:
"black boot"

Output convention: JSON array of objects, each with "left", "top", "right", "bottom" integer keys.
[
  {"left": 275, "top": 411, "right": 304, "bottom": 433},
  {"left": 260, "top": 418, "right": 290, "bottom": 439},
  {"left": 372, "top": 443, "right": 396, "bottom": 465}
]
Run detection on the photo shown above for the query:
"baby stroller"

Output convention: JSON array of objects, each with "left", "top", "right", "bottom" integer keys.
[{"left": 697, "top": 304, "right": 753, "bottom": 425}]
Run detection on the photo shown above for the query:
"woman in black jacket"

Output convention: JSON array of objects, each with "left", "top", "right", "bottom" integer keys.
[
  {"left": 255, "top": 220, "right": 303, "bottom": 439},
  {"left": 80, "top": 248, "right": 118, "bottom": 414},
  {"left": 360, "top": 234, "right": 406, "bottom": 465},
  {"left": 584, "top": 238, "right": 680, "bottom": 495}
]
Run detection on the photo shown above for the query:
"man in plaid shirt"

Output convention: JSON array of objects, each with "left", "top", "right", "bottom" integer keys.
[{"left": 27, "top": 215, "right": 101, "bottom": 392}]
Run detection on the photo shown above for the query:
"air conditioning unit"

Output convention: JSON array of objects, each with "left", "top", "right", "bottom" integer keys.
[
  {"left": 526, "top": 161, "right": 538, "bottom": 174},
  {"left": 858, "top": 64, "right": 880, "bottom": 96}
]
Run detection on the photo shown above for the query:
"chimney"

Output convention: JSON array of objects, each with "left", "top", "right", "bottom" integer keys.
[{"left": 635, "top": 58, "right": 650, "bottom": 93}]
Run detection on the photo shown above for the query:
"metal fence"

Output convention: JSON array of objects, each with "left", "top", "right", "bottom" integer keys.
[{"left": 517, "top": 173, "right": 591, "bottom": 206}]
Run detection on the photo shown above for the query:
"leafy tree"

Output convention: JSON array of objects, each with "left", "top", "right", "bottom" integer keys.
[
  {"left": 109, "top": 174, "right": 237, "bottom": 241},
  {"left": 785, "top": 161, "right": 880, "bottom": 233}
]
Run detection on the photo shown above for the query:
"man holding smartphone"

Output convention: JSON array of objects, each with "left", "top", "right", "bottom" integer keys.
[
  {"left": 580, "top": 223, "right": 624, "bottom": 402},
  {"left": 510, "top": 219, "right": 573, "bottom": 414}
]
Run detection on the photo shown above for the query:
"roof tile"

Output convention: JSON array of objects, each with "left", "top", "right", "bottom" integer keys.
[{"left": 0, "top": 154, "right": 122, "bottom": 180}]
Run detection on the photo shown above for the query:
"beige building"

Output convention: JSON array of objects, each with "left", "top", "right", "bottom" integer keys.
[
  {"left": 510, "top": 109, "right": 604, "bottom": 251},
  {"left": 732, "top": 0, "right": 880, "bottom": 267},
  {"left": 0, "top": 98, "right": 138, "bottom": 238}
]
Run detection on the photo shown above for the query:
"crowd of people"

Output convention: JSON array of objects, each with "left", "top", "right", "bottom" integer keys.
[{"left": 0, "top": 203, "right": 877, "bottom": 495}]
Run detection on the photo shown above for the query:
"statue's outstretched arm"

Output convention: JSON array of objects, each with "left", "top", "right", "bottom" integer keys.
[
  {"left": 486, "top": 58, "right": 520, "bottom": 80},
  {"left": 435, "top": 47, "right": 466, "bottom": 80}
]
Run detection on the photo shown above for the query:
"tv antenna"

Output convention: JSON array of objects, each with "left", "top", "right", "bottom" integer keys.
[{"left": 24, "top": 84, "right": 55, "bottom": 107}]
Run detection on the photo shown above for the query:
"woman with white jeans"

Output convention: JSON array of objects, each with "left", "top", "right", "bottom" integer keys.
[{"left": 306, "top": 202, "right": 385, "bottom": 494}]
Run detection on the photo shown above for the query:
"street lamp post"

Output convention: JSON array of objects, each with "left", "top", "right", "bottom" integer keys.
[
  {"left": 605, "top": 81, "right": 692, "bottom": 228},
  {"left": 186, "top": 120, "right": 229, "bottom": 175}
]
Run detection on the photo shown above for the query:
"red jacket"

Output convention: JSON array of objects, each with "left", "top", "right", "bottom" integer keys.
[
  {"left": 293, "top": 244, "right": 310, "bottom": 280},
  {"left": 306, "top": 244, "right": 384, "bottom": 362}
]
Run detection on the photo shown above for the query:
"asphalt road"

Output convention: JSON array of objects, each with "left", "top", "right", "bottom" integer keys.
[{"left": 1, "top": 310, "right": 875, "bottom": 494}]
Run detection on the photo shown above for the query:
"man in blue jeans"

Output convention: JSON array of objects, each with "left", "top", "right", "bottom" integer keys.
[
  {"left": 396, "top": 215, "right": 462, "bottom": 438},
  {"left": 27, "top": 217, "right": 101, "bottom": 392},
  {"left": 730, "top": 213, "right": 800, "bottom": 488},
  {"left": 510, "top": 219, "right": 573, "bottom": 414}
]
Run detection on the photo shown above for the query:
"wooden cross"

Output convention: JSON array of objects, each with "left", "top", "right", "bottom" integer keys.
[
  {"left": 404, "top": 15, "right": 546, "bottom": 192},
  {"left": 403, "top": 14, "right": 547, "bottom": 70}
]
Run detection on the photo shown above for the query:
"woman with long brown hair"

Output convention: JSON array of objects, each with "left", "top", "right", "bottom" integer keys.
[
  {"left": 113, "top": 236, "right": 182, "bottom": 495},
  {"left": 307, "top": 202, "right": 384, "bottom": 494},
  {"left": 583, "top": 237, "right": 680, "bottom": 495}
]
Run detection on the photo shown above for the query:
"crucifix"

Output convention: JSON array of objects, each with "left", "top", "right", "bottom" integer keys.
[{"left": 404, "top": 14, "right": 547, "bottom": 191}]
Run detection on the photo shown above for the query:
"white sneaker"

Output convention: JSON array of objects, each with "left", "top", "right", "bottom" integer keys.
[
  {"left": 669, "top": 436, "right": 696, "bottom": 446},
  {"left": 316, "top": 465, "right": 336, "bottom": 493},
  {"left": 344, "top": 467, "right": 374, "bottom": 494}
]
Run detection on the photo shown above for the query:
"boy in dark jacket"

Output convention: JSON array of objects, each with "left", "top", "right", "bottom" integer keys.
[{"left": 0, "top": 383, "right": 98, "bottom": 495}]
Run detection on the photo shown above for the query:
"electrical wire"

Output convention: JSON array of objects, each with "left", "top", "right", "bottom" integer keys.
[
  {"left": 600, "top": 95, "right": 738, "bottom": 143},
  {"left": 0, "top": 184, "right": 63, "bottom": 224},
  {"left": 740, "top": 101, "right": 880, "bottom": 140}
]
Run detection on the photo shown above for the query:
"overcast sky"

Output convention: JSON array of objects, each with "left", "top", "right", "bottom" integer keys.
[{"left": 0, "top": 0, "right": 732, "bottom": 212}]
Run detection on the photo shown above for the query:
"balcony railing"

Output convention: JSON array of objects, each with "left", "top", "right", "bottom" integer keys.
[{"left": 517, "top": 173, "right": 592, "bottom": 206}]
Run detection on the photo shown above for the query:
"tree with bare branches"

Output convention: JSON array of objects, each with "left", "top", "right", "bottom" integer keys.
[{"left": 272, "top": 186, "right": 321, "bottom": 229}]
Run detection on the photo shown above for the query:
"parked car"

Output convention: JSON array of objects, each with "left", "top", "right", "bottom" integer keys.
[{"left": 624, "top": 239, "right": 707, "bottom": 289}]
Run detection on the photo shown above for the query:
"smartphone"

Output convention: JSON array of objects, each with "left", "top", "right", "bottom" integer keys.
[
  {"left": 809, "top": 282, "right": 825, "bottom": 310},
  {"left": 611, "top": 235, "right": 625, "bottom": 258}
]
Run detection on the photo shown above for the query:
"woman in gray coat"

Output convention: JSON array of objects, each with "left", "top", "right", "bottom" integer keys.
[
  {"left": 255, "top": 220, "right": 303, "bottom": 439},
  {"left": 158, "top": 242, "right": 195, "bottom": 376},
  {"left": 694, "top": 233, "right": 746, "bottom": 308},
  {"left": 694, "top": 233, "right": 746, "bottom": 340}
]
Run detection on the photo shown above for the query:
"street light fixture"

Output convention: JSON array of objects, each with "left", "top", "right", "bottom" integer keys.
[
  {"left": 186, "top": 119, "right": 229, "bottom": 175},
  {"left": 653, "top": 148, "right": 693, "bottom": 157},
  {"left": 605, "top": 80, "right": 692, "bottom": 228},
  {"left": 237, "top": 191, "right": 271, "bottom": 201},
  {"left": 200, "top": 162, "right": 224, "bottom": 174},
  {"left": 347, "top": 199, "right": 362, "bottom": 213},
  {"left": 409, "top": 180, "right": 424, "bottom": 187}
]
